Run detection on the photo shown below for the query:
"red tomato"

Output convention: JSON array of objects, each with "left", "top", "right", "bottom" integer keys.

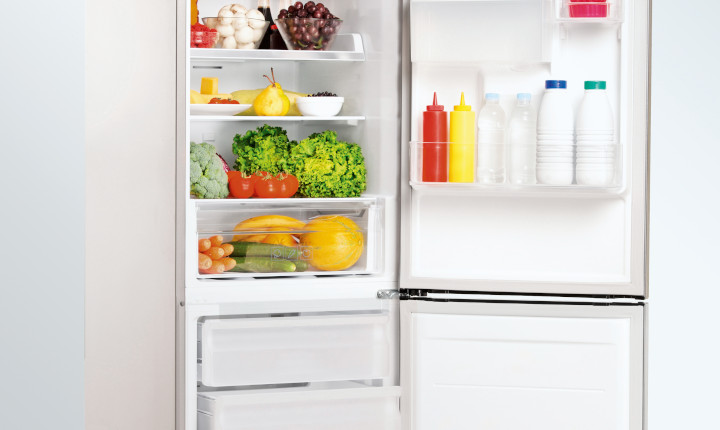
[
  {"left": 208, "top": 98, "right": 239, "bottom": 104},
  {"left": 276, "top": 173, "right": 299, "bottom": 198},
  {"left": 228, "top": 172, "right": 255, "bottom": 198},
  {"left": 254, "top": 173, "right": 282, "bottom": 198}
]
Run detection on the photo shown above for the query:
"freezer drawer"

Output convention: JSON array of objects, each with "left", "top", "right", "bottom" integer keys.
[
  {"left": 400, "top": 300, "right": 644, "bottom": 430},
  {"left": 199, "top": 313, "right": 392, "bottom": 387},
  {"left": 197, "top": 382, "right": 401, "bottom": 430}
]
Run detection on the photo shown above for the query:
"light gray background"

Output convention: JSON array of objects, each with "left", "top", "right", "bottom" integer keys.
[
  {"left": 647, "top": 0, "right": 720, "bottom": 427},
  {"left": 0, "top": 0, "right": 717, "bottom": 429},
  {"left": 0, "top": 0, "right": 85, "bottom": 429}
]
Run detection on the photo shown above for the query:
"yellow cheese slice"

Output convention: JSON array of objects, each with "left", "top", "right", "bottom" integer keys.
[{"left": 200, "top": 77, "right": 218, "bottom": 95}]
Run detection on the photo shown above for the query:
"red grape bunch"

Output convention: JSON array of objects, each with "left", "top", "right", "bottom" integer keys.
[{"left": 276, "top": 2, "right": 342, "bottom": 51}]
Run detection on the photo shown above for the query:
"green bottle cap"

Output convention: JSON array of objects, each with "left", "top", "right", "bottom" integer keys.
[{"left": 585, "top": 81, "right": 607, "bottom": 90}]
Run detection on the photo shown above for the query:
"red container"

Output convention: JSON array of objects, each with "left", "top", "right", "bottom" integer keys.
[{"left": 569, "top": 3, "right": 609, "bottom": 18}]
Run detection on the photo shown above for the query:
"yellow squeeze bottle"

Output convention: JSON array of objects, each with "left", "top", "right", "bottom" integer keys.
[{"left": 449, "top": 93, "right": 476, "bottom": 182}]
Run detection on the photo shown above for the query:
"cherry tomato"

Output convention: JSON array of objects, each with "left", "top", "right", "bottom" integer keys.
[
  {"left": 254, "top": 173, "right": 282, "bottom": 198},
  {"left": 228, "top": 172, "right": 255, "bottom": 198},
  {"left": 276, "top": 172, "right": 299, "bottom": 198}
]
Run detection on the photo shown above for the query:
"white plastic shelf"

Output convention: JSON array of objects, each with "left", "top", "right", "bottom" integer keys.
[
  {"left": 190, "top": 34, "right": 365, "bottom": 63},
  {"left": 190, "top": 115, "right": 364, "bottom": 125},
  {"left": 409, "top": 181, "right": 624, "bottom": 198}
]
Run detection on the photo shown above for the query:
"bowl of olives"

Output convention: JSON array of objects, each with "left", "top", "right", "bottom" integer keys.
[{"left": 275, "top": 1, "right": 342, "bottom": 51}]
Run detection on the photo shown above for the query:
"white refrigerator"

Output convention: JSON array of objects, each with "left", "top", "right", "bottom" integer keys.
[{"left": 178, "top": 0, "right": 649, "bottom": 429}]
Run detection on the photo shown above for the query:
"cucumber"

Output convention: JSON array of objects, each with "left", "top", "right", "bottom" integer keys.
[
  {"left": 294, "top": 259, "right": 309, "bottom": 272},
  {"left": 227, "top": 257, "right": 297, "bottom": 273},
  {"left": 228, "top": 241, "right": 300, "bottom": 260}
]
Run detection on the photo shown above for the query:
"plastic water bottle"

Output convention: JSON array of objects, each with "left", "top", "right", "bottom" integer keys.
[
  {"left": 536, "top": 80, "right": 574, "bottom": 185},
  {"left": 576, "top": 80, "right": 615, "bottom": 186},
  {"left": 507, "top": 93, "right": 537, "bottom": 185},
  {"left": 477, "top": 93, "right": 506, "bottom": 184}
]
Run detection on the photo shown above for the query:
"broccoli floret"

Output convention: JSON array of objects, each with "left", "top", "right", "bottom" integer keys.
[{"left": 189, "top": 142, "right": 229, "bottom": 199}]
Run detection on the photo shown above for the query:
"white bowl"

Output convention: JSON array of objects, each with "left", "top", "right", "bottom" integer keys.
[{"left": 296, "top": 96, "right": 345, "bottom": 117}]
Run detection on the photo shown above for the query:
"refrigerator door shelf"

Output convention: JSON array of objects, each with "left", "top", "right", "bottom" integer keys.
[
  {"left": 409, "top": 141, "right": 625, "bottom": 196},
  {"left": 197, "top": 382, "right": 400, "bottom": 430},
  {"left": 192, "top": 197, "right": 383, "bottom": 279},
  {"left": 198, "top": 313, "right": 394, "bottom": 387},
  {"left": 190, "top": 34, "right": 365, "bottom": 63}
]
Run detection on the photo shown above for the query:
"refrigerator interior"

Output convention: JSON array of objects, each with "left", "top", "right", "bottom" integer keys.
[
  {"left": 182, "top": 0, "right": 402, "bottom": 429},
  {"left": 401, "top": 0, "right": 649, "bottom": 296}
]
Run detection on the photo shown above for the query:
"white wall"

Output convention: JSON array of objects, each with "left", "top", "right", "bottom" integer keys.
[
  {"left": 85, "top": 0, "right": 177, "bottom": 428},
  {"left": 648, "top": 0, "right": 720, "bottom": 428},
  {"left": 0, "top": 1, "right": 85, "bottom": 428}
]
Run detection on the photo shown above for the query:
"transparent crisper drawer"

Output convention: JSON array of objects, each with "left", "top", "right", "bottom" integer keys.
[
  {"left": 194, "top": 197, "right": 383, "bottom": 278},
  {"left": 410, "top": 0, "right": 551, "bottom": 63},
  {"left": 198, "top": 312, "right": 392, "bottom": 387},
  {"left": 198, "top": 382, "right": 401, "bottom": 430},
  {"left": 409, "top": 141, "right": 623, "bottom": 193}
]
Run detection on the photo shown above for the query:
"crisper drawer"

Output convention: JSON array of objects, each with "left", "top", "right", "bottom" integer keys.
[
  {"left": 198, "top": 313, "right": 392, "bottom": 387},
  {"left": 197, "top": 382, "right": 401, "bottom": 430},
  {"left": 193, "top": 197, "right": 383, "bottom": 278}
]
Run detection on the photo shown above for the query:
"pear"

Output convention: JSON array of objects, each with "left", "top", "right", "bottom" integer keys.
[{"left": 253, "top": 68, "right": 290, "bottom": 116}]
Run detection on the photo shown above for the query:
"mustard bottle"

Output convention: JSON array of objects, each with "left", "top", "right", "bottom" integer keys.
[{"left": 449, "top": 93, "right": 476, "bottom": 183}]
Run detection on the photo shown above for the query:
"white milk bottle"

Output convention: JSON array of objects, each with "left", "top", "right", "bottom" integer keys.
[
  {"left": 477, "top": 93, "right": 506, "bottom": 184},
  {"left": 576, "top": 80, "right": 615, "bottom": 186},
  {"left": 507, "top": 93, "right": 537, "bottom": 184},
  {"left": 536, "top": 80, "right": 574, "bottom": 185}
]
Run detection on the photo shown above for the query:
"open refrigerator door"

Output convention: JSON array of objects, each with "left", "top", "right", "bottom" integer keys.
[{"left": 398, "top": 0, "right": 649, "bottom": 428}]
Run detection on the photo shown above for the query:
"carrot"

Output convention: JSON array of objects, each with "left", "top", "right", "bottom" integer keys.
[
  {"left": 209, "top": 235, "right": 224, "bottom": 247},
  {"left": 220, "top": 257, "right": 236, "bottom": 271},
  {"left": 198, "top": 253, "right": 212, "bottom": 270},
  {"left": 198, "top": 238, "right": 211, "bottom": 252},
  {"left": 205, "top": 246, "right": 225, "bottom": 260},
  {"left": 221, "top": 243, "right": 234, "bottom": 256}
]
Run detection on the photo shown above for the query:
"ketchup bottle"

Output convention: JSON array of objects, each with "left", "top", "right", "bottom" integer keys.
[{"left": 422, "top": 92, "right": 449, "bottom": 182}]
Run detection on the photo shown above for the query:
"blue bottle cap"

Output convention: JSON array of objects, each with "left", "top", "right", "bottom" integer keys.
[
  {"left": 485, "top": 93, "right": 499, "bottom": 101},
  {"left": 517, "top": 93, "right": 531, "bottom": 101},
  {"left": 545, "top": 80, "right": 567, "bottom": 89}
]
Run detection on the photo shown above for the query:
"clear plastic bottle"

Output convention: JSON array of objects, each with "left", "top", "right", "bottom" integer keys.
[
  {"left": 507, "top": 93, "right": 537, "bottom": 185},
  {"left": 476, "top": 93, "right": 506, "bottom": 183}
]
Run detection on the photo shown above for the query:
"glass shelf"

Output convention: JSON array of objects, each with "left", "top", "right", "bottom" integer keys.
[
  {"left": 190, "top": 34, "right": 365, "bottom": 63},
  {"left": 189, "top": 115, "right": 364, "bottom": 125}
]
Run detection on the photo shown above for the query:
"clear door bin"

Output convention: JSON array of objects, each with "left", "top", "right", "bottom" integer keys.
[
  {"left": 410, "top": 141, "right": 622, "bottom": 191},
  {"left": 197, "top": 382, "right": 401, "bottom": 430},
  {"left": 198, "top": 313, "right": 393, "bottom": 387},
  {"left": 194, "top": 198, "right": 383, "bottom": 278}
]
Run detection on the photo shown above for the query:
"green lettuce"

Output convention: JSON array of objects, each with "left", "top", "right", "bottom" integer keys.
[
  {"left": 232, "top": 125, "right": 293, "bottom": 175},
  {"left": 287, "top": 130, "right": 367, "bottom": 198}
]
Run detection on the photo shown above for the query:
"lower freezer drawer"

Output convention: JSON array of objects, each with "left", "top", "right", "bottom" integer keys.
[
  {"left": 197, "top": 382, "right": 401, "bottom": 430},
  {"left": 199, "top": 313, "right": 392, "bottom": 387}
]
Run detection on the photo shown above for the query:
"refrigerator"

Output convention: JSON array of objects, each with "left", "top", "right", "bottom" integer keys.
[{"left": 177, "top": 0, "right": 650, "bottom": 429}]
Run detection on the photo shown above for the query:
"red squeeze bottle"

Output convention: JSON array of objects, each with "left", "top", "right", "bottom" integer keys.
[{"left": 422, "top": 92, "right": 449, "bottom": 182}]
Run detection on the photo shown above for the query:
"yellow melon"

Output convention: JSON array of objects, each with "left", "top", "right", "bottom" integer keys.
[{"left": 299, "top": 216, "right": 364, "bottom": 271}]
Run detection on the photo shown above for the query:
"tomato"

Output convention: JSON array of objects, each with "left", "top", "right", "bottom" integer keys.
[
  {"left": 209, "top": 98, "right": 239, "bottom": 104},
  {"left": 276, "top": 173, "right": 299, "bottom": 198},
  {"left": 228, "top": 172, "right": 255, "bottom": 199},
  {"left": 254, "top": 173, "right": 282, "bottom": 198}
]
